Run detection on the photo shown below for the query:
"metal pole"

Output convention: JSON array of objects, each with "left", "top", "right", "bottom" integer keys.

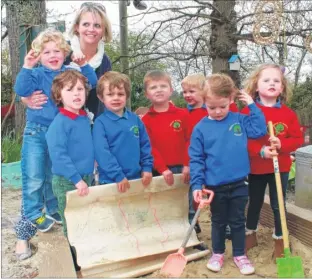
[{"left": 119, "top": 0, "right": 131, "bottom": 109}]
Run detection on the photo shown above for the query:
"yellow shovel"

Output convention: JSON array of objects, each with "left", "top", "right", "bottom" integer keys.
[{"left": 268, "top": 121, "right": 304, "bottom": 278}]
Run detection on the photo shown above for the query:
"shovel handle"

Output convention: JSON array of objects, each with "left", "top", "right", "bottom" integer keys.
[
  {"left": 181, "top": 189, "right": 214, "bottom": 249},
  {"left": 268, "top": 121, "right": 290, "bottom": 249}
]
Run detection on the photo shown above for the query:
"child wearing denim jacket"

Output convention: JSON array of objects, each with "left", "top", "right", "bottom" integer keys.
[
  {"left": 190, "top": 73, "right": 266, "bottom": 275},
  {"left": 13, "top": 28, "right": 97, "bottom": 260}
]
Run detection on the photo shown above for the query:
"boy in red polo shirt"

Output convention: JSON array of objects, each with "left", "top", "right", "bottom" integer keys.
[{"left": 142, "top": 70, "right": 206, "bottom": 251}]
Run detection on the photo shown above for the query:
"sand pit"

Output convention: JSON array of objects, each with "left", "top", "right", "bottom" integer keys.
[{"left": 1, "top": 187, "right": 312, "bottom": 278}]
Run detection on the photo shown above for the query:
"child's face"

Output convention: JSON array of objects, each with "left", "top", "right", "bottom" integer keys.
[
  {"left": 205, "top": 94, "right": 232, "bottom": 121},
  {"left": 145, "top": 79, "right": 173, "bottom": 105},
  {"left": 182, "top": 84, "right": 204, "bottom": 108},
  {"left": 40, "top": 41, "right": 66, "bottom": 70},
  {"left": 100, "top": 81, "right": 127, "bottom": 116},
  {"left": 61, "top": 80, "right": 86, "bottom": 114},
  {"left": 257, "top": 68, "right": 283, "bottom": 101}
]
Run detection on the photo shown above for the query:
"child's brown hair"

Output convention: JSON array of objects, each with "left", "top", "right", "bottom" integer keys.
[
  {"left": 97, "top": 71, "right": 131, "bottom": 99},
  {"left": 181, "top": 73, "right": 206, "bottom": 91},
  {"left": 32, "top": 28, "right": 71, "bottom": 56},
  {"left": 243, "top": 64, "right": 291, "bottom": 103},
  {"left": 51, "top": 70, "right": 90, "bottom": 107},
  {"left": 143, "top": 70, "right": 172, "bottom": 91},
  {"left": 204, "top": 73, "right": 238, "bottom": 99}
]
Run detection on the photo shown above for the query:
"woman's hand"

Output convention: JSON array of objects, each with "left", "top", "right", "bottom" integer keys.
[
  {"left": 182, "top": 166, "right": 190, "bottom": 184},
  {"left": 141, "top": 172, "right": 152, "bottom": 187},
  {"left": 75, "top": 180, "right": 89, "bottom": 196},
  {"left": 21, "top": 91, "right": 48, "bottom": 109},
  {"left": 269, "top": 136, "right": 281, "bottom": 150}
]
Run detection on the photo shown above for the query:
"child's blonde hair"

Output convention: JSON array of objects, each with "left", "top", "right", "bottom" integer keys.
[
  {"left": 69, "top": 2, "right": 112, "bottom": 43},
  {"left": 51, "top": 70, "right": 91, "bottom": 107},
  {"left": 97, "top": 71, "right": 131, "bottom": 99},
  {"left": 204, "top": 73, "right": 238, "bottom": 99},
  {"left": 181, "top": 73, "right": 206, "bottom": 90},
  {"left": 32, "top": 28, "right": 71, "bottom": 56},
  {"left": 143, "top": 70, "right": 172, "bottom": 91},
  {"left": 243, "top": 64, "right": 291, "bottom": 103}
]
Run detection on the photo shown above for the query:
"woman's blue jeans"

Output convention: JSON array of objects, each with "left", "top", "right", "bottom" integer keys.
[{"left": 21, "top": 121, "right": 58, "bottom": 222}]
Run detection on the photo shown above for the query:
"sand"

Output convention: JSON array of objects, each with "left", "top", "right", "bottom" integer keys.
[{"left": 1, "top": 187, "right": 312, "bottom": 278}]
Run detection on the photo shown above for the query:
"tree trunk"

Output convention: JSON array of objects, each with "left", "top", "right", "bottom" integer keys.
[
  {"left": 210, "top": 0, "right": 240, "bottom": 87},
  {"left": 6, "top": 0, "right": 46, "bottom": 135}
]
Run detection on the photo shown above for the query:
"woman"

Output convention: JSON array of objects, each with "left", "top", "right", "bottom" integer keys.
[{"left": 16, "top": 2, "right": 112, "bottom": 260}]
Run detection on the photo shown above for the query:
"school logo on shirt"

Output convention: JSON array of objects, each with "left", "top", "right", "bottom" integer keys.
[
  {"left": 130, "top": 125, "right": 139, "bottom": 137},
  {"left": 229, "top": 123, "right": 242, "bottom": 136},
  {"left": 269, "top": 122, "right": 288, "bottom": 136},
  {"left": 170, "top": 120, "right": 182, "bottom": 132}
]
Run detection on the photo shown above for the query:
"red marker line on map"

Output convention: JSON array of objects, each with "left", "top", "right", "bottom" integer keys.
[
  {"left": 148, "top": 193, "right": 169, "bottom": 244},
  {"left": 118, "top": 199, "right": 141, "bottom": 254}
]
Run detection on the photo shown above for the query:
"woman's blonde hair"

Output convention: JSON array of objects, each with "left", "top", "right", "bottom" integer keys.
[
  {"left": 243, "top": 64, "right": 291, "bottom": 103},
  {"left": 204, "top": 73, "right": 238, "bottom": 99},
  {"left": 32, "top": 28, "right": 71, "bottom": 56},
  {"left": 97, "top": 71, "right": 131, "bottom": 99},
  {"left": 51, "top": 70, "right": 91, "bottom": 107},
  {"left": 69, "top": 3, "right": 112, "bottom": 43},
  {"left": 181, "top": 73, "right": 206, "bottom": 90}
]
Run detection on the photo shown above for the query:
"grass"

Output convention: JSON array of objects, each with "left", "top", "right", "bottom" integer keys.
[{"left": 1, "top": 130, "right": 22, "bottom": 163}]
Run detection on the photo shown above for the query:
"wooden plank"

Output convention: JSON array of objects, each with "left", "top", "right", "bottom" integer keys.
[
  {"left": 259, "top": 194, "right": 312, "bottom": 248},
  {"left": 81, "top": 246, "right": 209, "bottom": 278},
  {"left": 38, "top": 231, "right": 77, "bottom": 278}
]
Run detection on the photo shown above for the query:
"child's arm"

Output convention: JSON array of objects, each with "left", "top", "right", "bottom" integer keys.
[
  {"left": 238, "top": 91, "right": 266, "bottom": 138},
  {"left": 46, "top": 120, "right": 87, "bottom": 195},
  {"left": 278, "top": 110, "right": 304, "bottom": 153},
  {"left": 14, "top": 50, "right": 41, "bottom": 97},
  {"left": 70, "top": 55, "right": 98, "bottom": 89},
  {"left": 189, "top": 128, "right": 205, "bottom": 193},
  {"left": 182, "top": 113, "right": 190, "bottom": 183},
  {"left": 92, "top": 119, "right": 126, "bottom": 184},
  {"left": 138, "top": 119, "right": 153, "bottom": 186}
]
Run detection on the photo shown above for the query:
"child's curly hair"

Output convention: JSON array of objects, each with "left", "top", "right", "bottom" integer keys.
[
  {"left": 243, "top": 64, "right": 291, "bottom": 103},
  {"left": 31, "top": 28, "right": 71, "bottom": 56},
  {"left": 51, "top": 70, "right": 90, "bottom": 107}
]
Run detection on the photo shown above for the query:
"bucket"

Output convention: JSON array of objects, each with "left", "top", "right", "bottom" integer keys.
[
  {"left": 1, "top": 161, "right": 22, "bottom": 189},
  {"left": 295, "top": 145, "right": 312, "bottom": 209}
]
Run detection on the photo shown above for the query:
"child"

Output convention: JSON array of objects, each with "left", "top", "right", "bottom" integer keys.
[
  {"left": 46, "top": 70, "right": 94, "bottom": 237},
  {"left": 181, "top": 73, "right": 239, "bottom": 235},
  {"left": 93, "top": 71, "right": 153, "bottom": 191},
  {"left": 242, "top": 64, "right": 303, "bottom": 259},
  {"left": 142, "top": 70, "right": 207, "bottom": 250},
  {"left": 13, "top": 28, "right": 97, "bottom": 260},
  {"left": 190, "top": 73, "right": 267, "bottom": 275}
]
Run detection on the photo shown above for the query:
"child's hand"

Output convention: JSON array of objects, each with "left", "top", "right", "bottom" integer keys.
[
  {"left": 269, "top": 136, "right": 281, "bottom": 150},
  {"left": 141, "top": 172, "right": 152, "bottom": 187},
  {"left": 237, "top": 90, "right": 253, "bottom": 106},
  {"left": 71, "top": 52, "right": 87, "bottom": 67},
  {"left": 263, "top": 146, "right": 278, "bottom": 159},
  {"left": 75, "top": 180, "right": 89, "bottom": 196},
  {"left": 117, "top": 178, "right": 130, "bottom": 193},
  {"left": 24, "top": 49, "right": 41, "bottom": 69},
  {"left": 193, "top": 190, "right": 202, "bottom": 203},
  {"left": 162, "top": 169, "right": 174, "bottom": 186},
  {"left": 182, "top": 166, "right": 190, "bottom": 184}
]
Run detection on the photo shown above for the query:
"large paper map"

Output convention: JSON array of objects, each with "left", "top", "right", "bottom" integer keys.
[{"left": 65, "top": 174, "right": 208, "bottom": 277}]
